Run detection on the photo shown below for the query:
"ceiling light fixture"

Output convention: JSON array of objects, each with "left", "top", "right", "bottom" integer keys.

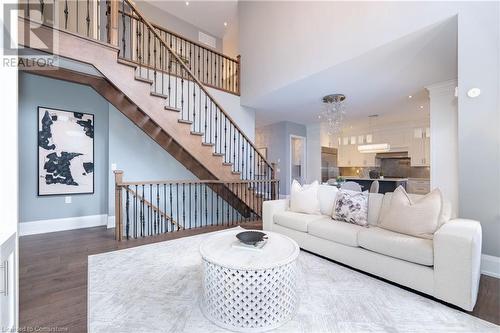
[
  {"left": 358, "top": 143, "right": 391, "bottom": 153},
  {"left": 358, "top": 115, "right": 391, "bottom": 153},
  {"left": 185, "top": 1, "right": 189, "bottom": 6},
  {"left": 408, "top": 95, "right": 413, "bottom": 99},
  {"left": 318, "top": 94, "right": 346, "bottom": 135},
  {"left": 224, "top": 22, "right": 228, "bottom": 27},
  {"left": 420, "top": 105, "right": 424, "bottom": 109}
]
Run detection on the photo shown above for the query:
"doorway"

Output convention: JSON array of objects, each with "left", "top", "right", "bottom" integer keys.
[{"left": 290, "top": 135, "right": 306, "bottom": 184}]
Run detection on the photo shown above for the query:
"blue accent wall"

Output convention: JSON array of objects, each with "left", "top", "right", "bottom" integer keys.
[{"left": 19, "top": 73, "right": 109, "bottom": 222}]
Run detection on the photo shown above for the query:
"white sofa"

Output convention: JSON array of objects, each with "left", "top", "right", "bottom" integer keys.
[{"left": 263, "top": 185, "right": 482, "bottom": 311}]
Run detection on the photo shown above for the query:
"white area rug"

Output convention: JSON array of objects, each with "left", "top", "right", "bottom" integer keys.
[{"left": 88, "top": 228, "right": 498, "bottom": 333}]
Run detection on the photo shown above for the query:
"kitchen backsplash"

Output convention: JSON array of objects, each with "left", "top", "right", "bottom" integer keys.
[{"left": 339, "top": 166, "right": 430, "bottom": 179}]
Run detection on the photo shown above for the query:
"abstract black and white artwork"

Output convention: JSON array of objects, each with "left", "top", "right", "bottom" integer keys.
[{"left": 38, "top": 106, "right": 94, "bottom": 195}]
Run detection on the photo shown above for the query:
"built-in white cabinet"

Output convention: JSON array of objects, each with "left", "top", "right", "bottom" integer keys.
[
  {"left": 337, "top": 142, "right": 377, "bottom": 167},
  {"left": 337, "top": 126, "right": 429, "bottom": 168},
  {"left": 407, "top": 179, "right": 430, "bottom": 194},
  {"left": 0, "top": 233, "right": 16, "bottom": 332},
  {"left": 409, "top": 128, "right": 430, "bottom": 167}
]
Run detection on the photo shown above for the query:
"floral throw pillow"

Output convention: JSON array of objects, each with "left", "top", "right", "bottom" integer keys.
[{"left": 332, "top": 189, "right": 369, "bottom": 226}]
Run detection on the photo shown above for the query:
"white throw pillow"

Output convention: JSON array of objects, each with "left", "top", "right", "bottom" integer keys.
[
  {"left": 289, "top": 180, "right": 321, "bottom": 215},
  {"left": 318, "top": 184, "right": 339, "bottom": 216},
  {"left": 332, "top": 189, "right": 369, "bottom": 226},
  {"left": 379, "top": 186, "right": 443, "bottom": 239}
]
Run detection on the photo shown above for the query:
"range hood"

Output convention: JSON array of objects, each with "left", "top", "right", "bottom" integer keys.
[{"left": 375, "top": 151, "right": 409, "bottom": 159}]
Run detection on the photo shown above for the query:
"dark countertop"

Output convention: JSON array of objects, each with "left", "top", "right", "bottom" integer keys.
[{"left": 342, "top": 177, "right": 408, "bottom": 182}]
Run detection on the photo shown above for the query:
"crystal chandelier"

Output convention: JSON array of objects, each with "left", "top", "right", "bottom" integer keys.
[{"left": 319, "top": 94, "right": 346, "bottom": 135}]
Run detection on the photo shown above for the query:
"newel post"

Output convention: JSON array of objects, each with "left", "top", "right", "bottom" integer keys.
[
  {"left": 236, "top": 55, "right": 241, "bottom": 95},
  {"left": 114, "top": 170, "right": 124, "bottom": 241},
  {"left": 107, "top": 0, "right": 120, "bottom": 46},
  {"left": 271, "top": 162, "right": 277, "bottom": 200}
]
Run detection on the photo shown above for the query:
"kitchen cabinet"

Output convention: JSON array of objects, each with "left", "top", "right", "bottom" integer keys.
[
  {"left": 0, "top": 233, "right": 17, "bottom": 331},
  {"left": 338, "top": 141, "right": 377, "bottom": 167},
  {"left": 407, "top": 179, "right": 430, "bottom": 194},
  {"left": 410, "top": 136, "right": 430, "bottom": 166}
]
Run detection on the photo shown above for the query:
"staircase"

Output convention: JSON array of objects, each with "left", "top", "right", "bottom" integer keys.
[{"left": 18, "top": 0, "right": 276, "bottom": 229}]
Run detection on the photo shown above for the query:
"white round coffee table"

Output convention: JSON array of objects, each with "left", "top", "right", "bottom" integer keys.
[{"left": 199, "top": 229, "right": 300, "bottom": 332}]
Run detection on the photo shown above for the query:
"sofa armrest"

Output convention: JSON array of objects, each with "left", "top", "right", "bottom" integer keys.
[
  {"left": 262, "top": 199, "right": 288, "bottom": 231},
  {"left": 433, "top": 218, "right": 482, "bottom": 311}
]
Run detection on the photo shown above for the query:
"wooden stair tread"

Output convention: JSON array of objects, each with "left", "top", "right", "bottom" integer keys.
[
  {"left": 202, "top": 142, "right": 215, "bottom": 147},
  {"left": 191, "top": 131, "right": 204, "bottom": 136},
  {"left": 150, "top": 91, "right": 168, "bottom": 99},
  {"left": 117, "top": 58, "right": 138, "bottom": 68},
  {"left": 213, "top": 153, "right": 225, "bottom": 157},
  {"left": 222, "top": 162, "right": 233, "bottom": 166},
  {"left": 165, "top": 106, "right": 181, "bottom": 112},
  {"left": 135, "top": 76, "right": 153, "bottom": 84},
  {"left": 178, "top": 119, "right": 193, "bottom": 125}
]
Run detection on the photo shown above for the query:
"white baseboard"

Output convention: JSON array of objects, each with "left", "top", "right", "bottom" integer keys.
[
  {"left": 107, "top": 216, "right": 115, "bottom": 229},
  {"left": 481, "top": 254, "right": 500, "bottom": 278},
  {"left": 19, "top": 214, "right": 108, "bottom": 236}
]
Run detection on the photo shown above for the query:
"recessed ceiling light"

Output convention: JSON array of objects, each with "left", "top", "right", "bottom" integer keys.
[
  {"left": 420, "top": 105, "right": 424, "bottom": 109},
  {"left": 408, "top": 95, "right": 412, "bottom": 99},
  {"left": 224, "top": 22, "right": 228, "bottom": 27},
  {"left": 185, "top": 1, "right": 189, "bottom": 6}
]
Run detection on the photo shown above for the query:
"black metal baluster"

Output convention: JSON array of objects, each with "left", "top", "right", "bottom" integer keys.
[
  {"left": 216, "top": 184, "right": 220, "bottom": 225},
  {"left": 125, "top": 186, "right": 130, "bottom": 239},
  {"left": 204, "top": 184, "right": 208, "bottom": 227},
  {"left": 169, "top": 184, "right": 173, "bottom": 232},
  {"left": 141, "top": 184, "right": 145, "bottom": 237},
  {"left": 86, "top": 0, "right": 90, "bottom": 37},
  {"left": 134, "top": 185, "right": 137, "bottom": 238},
  {"left": 194, "top": 183, "right": 198, "bottom": 228},
  {"left": 64, "top": 0, "right": 69, "bottom": 29},
  {"left": 121, "top": 0, "right": 125, "bottom": 56},
  {"left": 175, "top": 183, "right": 182, "bottom": 230},
  {"left": 224, "top": 117, "right": 227, "bottom": 163},
  {"left": 182, "top": 182, "right": 186, "bottom": 229},
  {"left": 204, "top": 95, "right": 208, "bottom": 142},
  {"left": 156, "top": 184, "right": 160, "bottom": 234}
]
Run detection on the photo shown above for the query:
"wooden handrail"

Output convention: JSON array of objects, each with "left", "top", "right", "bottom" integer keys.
[
  {"left": 121, "top": 0, "right": 273, "bottom": 172},
  {"left": 118, "top": 179, "right": 280, "bottom": 186}
]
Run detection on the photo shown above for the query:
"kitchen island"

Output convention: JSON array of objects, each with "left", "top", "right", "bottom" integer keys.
[{"left": 342, "top": 177, "right": 408, "bottom": 194}]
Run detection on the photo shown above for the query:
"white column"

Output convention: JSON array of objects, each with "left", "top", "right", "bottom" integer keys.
[{"left": 425, "top": 79, "right": 458, "bottom": 217}]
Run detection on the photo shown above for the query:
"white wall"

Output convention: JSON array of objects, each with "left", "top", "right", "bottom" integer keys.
[
  {"left": 207, "top": 87, "right": 255, "bottom": 142},
  {"left": 238, "top": 2, "right": 469, "bottom": 106},
  {"left": 426, "top": 80, "right": 458, "bottom": 218},
  {"left": 136, "top": 1, "right": 223, "bottom": 52}
]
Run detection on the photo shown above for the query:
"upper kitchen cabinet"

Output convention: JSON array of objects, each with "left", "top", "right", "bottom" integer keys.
[{"left": 409, "top": 128, "right": 430, "bottom": 166}]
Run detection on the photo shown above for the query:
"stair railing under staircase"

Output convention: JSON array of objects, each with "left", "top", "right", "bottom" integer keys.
[
  {"left": 113, "top": 0, "right": 273, "bottom": 182},
  {"left": 114, "top": 170, "right": 280, "bottom": 241}
]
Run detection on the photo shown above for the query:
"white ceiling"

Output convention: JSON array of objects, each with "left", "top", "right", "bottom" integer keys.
[
  {"left": 251, "top": 17, "right": 457, "bottom": 127},
  {"left": 148, "top": 1, "right": 238, "bottom": 38}
]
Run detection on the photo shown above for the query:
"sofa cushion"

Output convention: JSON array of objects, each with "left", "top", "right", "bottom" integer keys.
[
  {"left": 290, "top": 180, "right": 321, "bottom": 215},
  {"left": 379, "top": 186, "right": 443, "bottom": 239},
  {"left": 358, "top": 227, "right": 434, "bottom": 266},
  {"left": 368, "top": 193, "right": 384, "bottom": 225},
  {"left": 273, "top": 211, "right": 326, "bottom": 232},
  {"left": 318, "top": 184, "right": 339, "bottom": 216},
  {"left": 332, "top": 190, "right": 369, "bottom": 226},
  {"left": 308, "top": 219, "right": 363, "bottom": 247}
]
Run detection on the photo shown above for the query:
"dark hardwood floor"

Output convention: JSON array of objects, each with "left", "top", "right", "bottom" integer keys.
[{"left": 20, "top": 224, "right": 499, "bottom": 332}]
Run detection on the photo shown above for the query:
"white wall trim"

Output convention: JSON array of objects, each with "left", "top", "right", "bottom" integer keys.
[
  {"left": 107, "top": 216, "right": 115, "bottom": 229},
  {"left": 19, "top": 214, "right": 108, "bottom": 236},
  {"left": 481, "top": 254, "right": 500, "bottom": 278}
]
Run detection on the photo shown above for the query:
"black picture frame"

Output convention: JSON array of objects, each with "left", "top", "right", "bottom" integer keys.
[{"left": 37, "top": 106, "right": 95, "bottom": 196}]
